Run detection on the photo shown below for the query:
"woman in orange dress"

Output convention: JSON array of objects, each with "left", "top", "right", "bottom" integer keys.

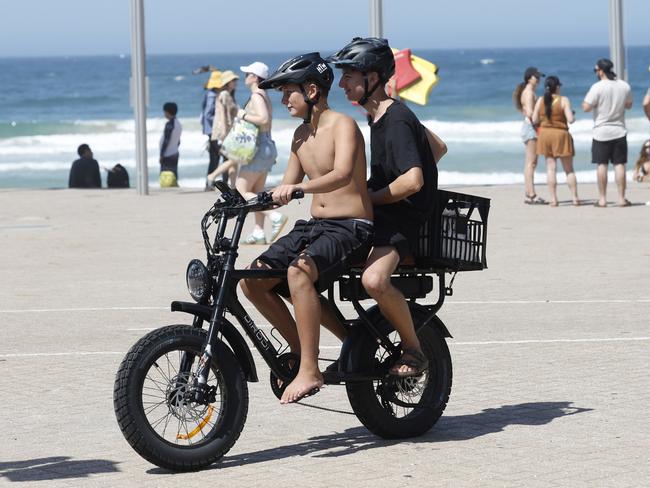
[{"left": 532, "top": 76, "right": 580, "bottom": 206}]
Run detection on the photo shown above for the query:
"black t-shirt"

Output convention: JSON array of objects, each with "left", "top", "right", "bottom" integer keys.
[
  {"left": 69, "top": 157, "right": 101, "bottom": 188},
  {"left": 368, "top": 100, "right": 437, "bottom": 220}
]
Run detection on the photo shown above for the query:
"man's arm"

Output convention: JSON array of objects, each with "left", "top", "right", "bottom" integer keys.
[
  {"left": 583, "top": 85, "right": 596, "bottom": 112},
  {"left": 160, "top": 119, "right": 173, "bottom": 158},
  {"left": 644, "top": 93, "right": 650, "bottom": 120},
  {"left": 369, "top": 167, "right": 423, "bottom": 206},
  {"left": 272, "top": 141, "right": 306, "bottom": 205},
  {"left": 424, "top": 127, "right": 447, "bottom": 163},
  {"left": 624, "top": 88, "right": 633, "bottom": 110},
  {"left": 531, "top": 97, "right": 542, "bottom": 125}
]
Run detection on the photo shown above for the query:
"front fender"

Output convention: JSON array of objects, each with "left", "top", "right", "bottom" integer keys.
[{"left": 171, "top": 301, "right": 258, "bottom": 382}]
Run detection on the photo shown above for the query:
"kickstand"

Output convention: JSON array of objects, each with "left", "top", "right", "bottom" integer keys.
[{"left": 445, "top": 272, "right": 457, "bottom": 296}]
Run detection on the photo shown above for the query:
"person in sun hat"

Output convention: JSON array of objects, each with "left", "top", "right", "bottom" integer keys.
[
  {"left": 207, "top": 70, "right": 239, "bottom": 187},
  {"left": 202, "top": 70, "right": 223, "bottom": 178}
]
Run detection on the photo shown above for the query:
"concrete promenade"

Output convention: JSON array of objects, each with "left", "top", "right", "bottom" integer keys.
[{"left": 1, "top": 183, "right": 649, "bottom": 487}]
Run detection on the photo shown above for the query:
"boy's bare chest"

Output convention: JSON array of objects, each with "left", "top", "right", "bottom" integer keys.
[{"left": 296, "top": 131, "right": 335, "bottom": 175}]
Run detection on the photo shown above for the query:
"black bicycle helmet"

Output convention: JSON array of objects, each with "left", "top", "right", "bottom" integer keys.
[
  {"left": 259, "top": 52, "right": 333, "bottom": 123},
  {"left": 327, "top": 37, "right": 395, "bottom": 105}
]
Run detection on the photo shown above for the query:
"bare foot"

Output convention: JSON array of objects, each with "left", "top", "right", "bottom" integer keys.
[{"left": 280, "top": 371, "right": 323, "bottom": 404}]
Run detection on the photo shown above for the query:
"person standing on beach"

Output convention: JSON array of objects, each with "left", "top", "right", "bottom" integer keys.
[
  {"left": 235, "top": 61, "right": 286, "bottom": 245},
  {"left": 513, "top": 67, "right": 545, "bottom": 205},
  {"left": 582, "top": 58, "right": 633, "bottom": 207},
  {"left": 240, "top": 53, "right": 373, "bottom": 403},
  {"left": 207, "top": 71, "right": 239, "bottom": 187},
  {"left": 69, "top": 144, "right": 101, "bottom": 188},
  {"left": 201, "top": 71, "right": 222, "bottom": 180},
  {"left": 159, "top": 102, "right": 182, "bottom": 178},
  {"left": 532, "top": 76, "right": 580, "bottom": 206},
  {"left": 329, "top": 37, "right": 442, "bottom": 377}
]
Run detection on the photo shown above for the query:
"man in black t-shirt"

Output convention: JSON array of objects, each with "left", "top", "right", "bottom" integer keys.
[
  {"left": 328, "top": 37, "right": 446, "bottom": 377},
  {"left": 69, "top": 143, "right": 101, "bottom": 188}
]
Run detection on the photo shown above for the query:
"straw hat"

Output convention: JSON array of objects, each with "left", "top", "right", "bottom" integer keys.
[
  {"left": 220, "top": 70, "right": 239, "bottom": 86},
  {"left": 205, "top": 70, "right": 223, "bottom": 89}
]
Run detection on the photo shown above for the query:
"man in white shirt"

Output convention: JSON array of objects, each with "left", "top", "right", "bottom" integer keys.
[
  {"left": 159, "top": 102, "right": 182, "bottom": 178},
  {"left": 582, "top": 58, "right": 632, "bottom": 207}
]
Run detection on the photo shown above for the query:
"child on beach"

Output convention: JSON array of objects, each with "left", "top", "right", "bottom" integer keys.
[
  {"left": 633, "top": 139, "right": 650, "bottom": 183},
  {"left": 513, "top": 67, "right": 546, "bottom": 205},
  {"left": 159, "top": 102, "right": 182, "bottom": 178},
  {"left": 240, "top": 53, "right": 373, "bottom": 404}
]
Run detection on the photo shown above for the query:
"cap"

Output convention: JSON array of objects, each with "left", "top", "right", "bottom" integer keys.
[
  {"left": 219, "top": 70, "right": 239, "bottom": 86},
  {"left": 240, "top": 61, "right": 269, "bottom": 80},
  {"left": 524, "top": 67, "right": 545, "bottom": 82}
]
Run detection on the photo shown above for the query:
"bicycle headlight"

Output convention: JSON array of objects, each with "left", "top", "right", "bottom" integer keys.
[{"left": 186, "top": 259, "right": 211, "bottom": 302}]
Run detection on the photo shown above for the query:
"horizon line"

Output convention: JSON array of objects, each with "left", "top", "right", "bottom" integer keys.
[{"left": 2, "top": 44, "right": 650, "bottom": 60}]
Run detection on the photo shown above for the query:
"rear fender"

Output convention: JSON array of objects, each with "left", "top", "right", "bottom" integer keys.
[
  {"left": 171, "top": 301, "right": 258, "bottom": 382},
  {"left": 339, "top": 303, "right": 451, "bottom": 373}
]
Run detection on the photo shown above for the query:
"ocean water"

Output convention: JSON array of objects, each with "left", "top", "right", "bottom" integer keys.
[{"left": 1, "top": 47, "right": 649, "bottom": 189}]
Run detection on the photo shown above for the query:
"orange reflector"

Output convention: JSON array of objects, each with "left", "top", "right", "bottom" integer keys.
[{"left": 176, "top": 405, "right": 214, "bottom": 440}]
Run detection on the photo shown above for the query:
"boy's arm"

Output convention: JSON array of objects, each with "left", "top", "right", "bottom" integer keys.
[
  {"left": 272, "top": 142, "right": 305, "bottom": 205},
  {"left": 424, "top": 126, "right": 447, "bottom": 163}
]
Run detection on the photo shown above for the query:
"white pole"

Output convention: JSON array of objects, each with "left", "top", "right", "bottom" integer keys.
[
  {"left": 130, "top": 0, "right": 149, "bottom": 195},
  {"left": 369, "top": 0, "right": 383, "bottom": 38},
  {"left": 609, "top": 0, "right": 626, "bottom": 81}
]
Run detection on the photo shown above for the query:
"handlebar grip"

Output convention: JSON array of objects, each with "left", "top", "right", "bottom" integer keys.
[{"left": 291, "top": 190, "right": 304, "bottom": 200}]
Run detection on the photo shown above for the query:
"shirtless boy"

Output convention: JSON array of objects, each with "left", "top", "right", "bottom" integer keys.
[
  {"left": 328, "top": 37, "right": 444, "bottom": 378},
  {"left": 240, "top": 53, "right": 373, "bottom": 404}
]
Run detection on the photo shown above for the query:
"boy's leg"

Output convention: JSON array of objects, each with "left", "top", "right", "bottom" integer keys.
[
  {"left": 281, "top": 254, "right": 323, "bottom": 403},
  {"left": 240, "top": 260, "right": 300, "bottom": 353},
  {"left": 362, "top": 246, "right": 423, "bottom": 374}
]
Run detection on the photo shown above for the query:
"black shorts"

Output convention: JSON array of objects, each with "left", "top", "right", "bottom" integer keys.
[
  {"left": 373, "top": 206, "right": 423, "bottom": 260},
  {"left": 592, "top": 136, "right": 627, "bottom": 165},
  {"left": 257, "top": 218, "right": 373, "bottom": 297}
]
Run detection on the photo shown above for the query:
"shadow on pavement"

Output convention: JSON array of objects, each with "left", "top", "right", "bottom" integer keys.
[
  {"left": 0, "top": 456, "right": 120, "bottom": 482},
  {"left": 147, "top": 401, "right": 590, "bottom": 473}
]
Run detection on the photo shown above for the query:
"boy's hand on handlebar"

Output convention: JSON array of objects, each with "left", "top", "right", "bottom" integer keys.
[{"left": 271, "top": 184, "right": 303, "bottom": 206}]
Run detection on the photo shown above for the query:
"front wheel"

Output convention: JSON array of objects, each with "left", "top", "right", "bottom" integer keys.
[
  {"left": 113, "top": 325, "right": 248, "bottom": 471},
  {"left": 346, "top": 305, "right": 452, "bottom": 439}
]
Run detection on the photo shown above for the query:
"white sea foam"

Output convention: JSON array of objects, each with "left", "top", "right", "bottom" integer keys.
[{"left": 2, "top": 116, "right": 649, "bottom": 188}]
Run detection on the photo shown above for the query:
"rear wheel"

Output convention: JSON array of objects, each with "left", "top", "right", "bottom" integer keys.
[
  {"left": 113, "top": 325, "right": 248, "bottom": 471},
  {"left": 346, "top": 305, "right": 452, "bottom": 438}
]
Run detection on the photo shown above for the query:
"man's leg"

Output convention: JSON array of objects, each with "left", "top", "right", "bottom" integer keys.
[
  {"left": 240, "top": 260, "right": 299, "bottom": 353},
  {"left": 281, "top": 254, "right": 323, "bottom": 403},
  {"left": 614, "top": 163, "right": 628, "bottom": 205},
  {"left": 362, "top": 246, "right": 422, "bottom": 374},
  {"left": 596, "top": 163, "right": 608, "bottom": 206}
]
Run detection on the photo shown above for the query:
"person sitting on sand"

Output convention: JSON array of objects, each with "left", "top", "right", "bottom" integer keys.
[
  {"left": 69, "top": 143, "right": 101, "bottom": 188},
  {"left": 240, "top": 52, "right": 373, "bottom": 404},
  {"left": 633, "top": 139, "right": 650, "bottom": 183}
]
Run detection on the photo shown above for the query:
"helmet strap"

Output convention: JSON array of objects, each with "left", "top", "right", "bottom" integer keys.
[
  {"left": 358, "top": 73, "right": 382, "bottom": 106},
  {"left": 299, "top": 84, "right": 320, "bottom": 124}
]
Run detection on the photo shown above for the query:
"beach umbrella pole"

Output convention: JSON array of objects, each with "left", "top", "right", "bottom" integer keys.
[
  {"left": 130, "top": 0, "right": 149, "bottom": 195},
  {"left": 608, "top": 0, "right": 626, "bottom": 81}
]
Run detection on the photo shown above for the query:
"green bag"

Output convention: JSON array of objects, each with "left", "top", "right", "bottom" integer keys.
[{"left": 220, "top": 118, "right": 259, "bottom": 164}]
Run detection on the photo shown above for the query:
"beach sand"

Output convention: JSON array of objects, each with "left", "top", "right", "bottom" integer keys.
[{"left": 1, "top": 182, "right": 649, "bottom": 485}]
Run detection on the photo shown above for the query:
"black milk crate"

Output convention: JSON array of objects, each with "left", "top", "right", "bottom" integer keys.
[{"left": 413, "top": 190, "right": 490, "bottom": 271}]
